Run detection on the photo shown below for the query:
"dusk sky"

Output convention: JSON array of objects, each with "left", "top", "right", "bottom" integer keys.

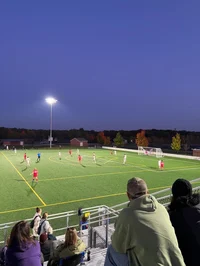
[{"left": 1, "top": 1, "right": 200, "bottom": 131}]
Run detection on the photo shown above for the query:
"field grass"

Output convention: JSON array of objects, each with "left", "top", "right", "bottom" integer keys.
[{"left": 1, "top": 148, "right": 200, "bottom": 226}]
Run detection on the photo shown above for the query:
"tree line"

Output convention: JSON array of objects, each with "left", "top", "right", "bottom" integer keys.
[{"left": 0, "top": 127, "right": 200, "bottom": 149}]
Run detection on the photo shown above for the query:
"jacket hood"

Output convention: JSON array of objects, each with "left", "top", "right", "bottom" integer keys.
[{"left": 128, "top": 194, "right": 158, "bottom": 212}]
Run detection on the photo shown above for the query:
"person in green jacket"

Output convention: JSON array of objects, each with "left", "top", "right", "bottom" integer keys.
[{"left": 104, "top": 177, "right": 186, "bottom": 266}]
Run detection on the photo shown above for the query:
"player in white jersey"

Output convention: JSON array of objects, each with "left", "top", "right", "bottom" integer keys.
[
  {"left": 158, "top": 160, "right": 161, "bottom": 169},
  {"left": 114, "top": 150, "right": 117, "bottom": 155},
  {"left": 77, "top": 149, "right": 80, "bottom": 155},
  {"left": 93, "top": 153, "right": 96, "bottom": 163},
  {"left": 14, "top": 148, "right": 17, "bottom": 154},
  {"left": 58, "top": 151, "right": 61, "bottom": 160},
  {"left": 26, "top": 157, "right": 30, "bottom": 167},
  {"left": 123, "top": 154, "right": 127, "bottom": 164}
]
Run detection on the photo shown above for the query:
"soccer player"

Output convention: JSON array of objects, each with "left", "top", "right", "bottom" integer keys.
[
  {"left": 58, "top": 151, "right": 61, "bottom": 160},
  {"left": 78, "top": 154, "right": 82, "bottom": 164},
  {"left": 160, "top": 160, "right": 164, "bottom": 170},
  {"left": 110, "top": 151, "right": 113, "bottom": 155},
  {"left": 77, "top": 149, "right": 80, "bottom": 155},
  {"left": 69, "top": 149, "right": 72, "bottom": 157},
  {"left": 14, "top": 148, "right": 17, "bottom": 154},
  {"left": 31, "top": 168, "right": 38, "bottom": 184},
  {"left": 37, "top": 152, "right": 41, "bottom": 162},
  {"left": 114, "top": 150, "right": 117, "bottom": 155},
  {"left": 23, "top": 153, "right": 27, "bottom": 162},
  {"left": 158, "top": 159, "right": 161, "bottom": 169},
  {"left": 123, "top": 154, "right": 127, "bottom": 165},
  {"left": 93, "top": 152, "right": 96, "bottom": 163},
  {"left": 26, "top": 156, "right": 30, "bottom": 167}
]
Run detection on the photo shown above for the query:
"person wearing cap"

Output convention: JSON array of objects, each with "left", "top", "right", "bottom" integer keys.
[
  {"left": 168, "top": 179, "right": 200, "bottom": 266},
  {"left": 104, "top": 177, "right": 186, "bottom": 266}
]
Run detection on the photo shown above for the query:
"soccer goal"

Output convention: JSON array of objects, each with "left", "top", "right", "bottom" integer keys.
[{"left": 138, "top": 146, "right": 164, "bottom": 158}]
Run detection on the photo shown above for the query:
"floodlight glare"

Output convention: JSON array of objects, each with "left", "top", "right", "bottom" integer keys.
[
  {"left": 45, "top": 97, "right": 57, "bottom": 105},
  {"left": 45, "top": 97, "right": 57, "bottom": 148}
]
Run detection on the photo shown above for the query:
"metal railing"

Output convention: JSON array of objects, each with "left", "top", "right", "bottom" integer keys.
[{"left": 1, "top": 179, "right": 200, "bottom": 247}]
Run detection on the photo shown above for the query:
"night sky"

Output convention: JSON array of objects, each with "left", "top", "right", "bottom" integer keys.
[{"left": 1, "top": 1, "right": 200, "bottom": 131}]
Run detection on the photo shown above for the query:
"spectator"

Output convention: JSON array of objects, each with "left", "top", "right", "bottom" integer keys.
[
  {"left": 40, "top": 232, "right": 54, "bottom": 262},
  {"left": 105, "top": 177, "right": 186, "bottom": 266},
  {"left": 6, "top": 220, "right": 42, "bottom": 266},
  {"left": 169, "top": 179, "right": 200, "bottom": 266},
  {"left": 49, "top": 227, "right": 86, "bottom": 265},
  {"left": 33, "top": 207, "right": 42, "bottom": 238},
  {"left": 39, "top": 212, "right": 51, "bottom": 235},
  {"left": 0, "top": 237, "right": 9, "bottom": 266},
  {"left": 81, "top": 213, "right": 90, "bottom": 230}
]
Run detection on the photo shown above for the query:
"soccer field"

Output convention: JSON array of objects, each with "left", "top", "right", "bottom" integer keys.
[{"left": 1, "top": 148, "right": 200, "bottom": 225}]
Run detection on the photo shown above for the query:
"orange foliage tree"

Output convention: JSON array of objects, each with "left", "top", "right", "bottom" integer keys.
[
  {"left": 97, "top": 131, "right": 111, "bottom": 145},
  {"left": 135, "top": 130, "right": 149, "bottom": 147}
]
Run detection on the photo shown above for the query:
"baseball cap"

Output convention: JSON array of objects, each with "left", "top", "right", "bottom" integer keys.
[{"left": 127, "top": 177, "right": 148, "bottom": 198}]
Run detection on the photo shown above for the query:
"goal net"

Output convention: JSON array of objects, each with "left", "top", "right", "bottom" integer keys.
[{"left": 138, "top": 146, "right": 163, "bottom": 158}]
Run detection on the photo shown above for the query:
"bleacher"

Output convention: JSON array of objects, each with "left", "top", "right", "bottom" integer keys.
[{"left": 2, "top": 181, "right": 200, "bottom": 266}]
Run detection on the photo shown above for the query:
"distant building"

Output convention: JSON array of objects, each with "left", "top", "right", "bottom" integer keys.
[
  {"left": 70, "top": 138, "right": 88, "bottom": 147},
  {"left": 1, "top": 139, "right": 24, "bottom": 147},
  {"left": 193, "top": 149, "right": 200, "bottom": 157}
]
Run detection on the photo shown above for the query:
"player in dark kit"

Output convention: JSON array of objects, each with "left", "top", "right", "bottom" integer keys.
[{"left": 37, "top": 152, "right": 41, "bottom": 162}]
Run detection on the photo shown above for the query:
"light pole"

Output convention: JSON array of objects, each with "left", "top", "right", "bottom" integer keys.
[{"left": 45, "top": 97, "right": 57, "bottom": 148}]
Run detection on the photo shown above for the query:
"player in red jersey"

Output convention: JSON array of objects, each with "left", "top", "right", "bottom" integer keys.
[
  {"left": 78, "top": 154, "right": 82, "bottom": 163},
  {"left": 23, "top": 153, "right": 27, "bottom": 162},
  {"left": 69, "top": 149, "right": 72, "bottom": 156},
  {"left": 160, "top": 160, "right": 164, "bottom": 170},
  {"left": 31, "top": 168, "right": 38, "bottom": 184}
]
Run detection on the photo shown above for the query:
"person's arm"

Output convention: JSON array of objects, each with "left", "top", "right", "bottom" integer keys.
[
  {"left": 111, "top": 210, "right": 132, "bottom": 253},
  {"left": 44, "top": 221, "right": 50, "bottom": 233}
]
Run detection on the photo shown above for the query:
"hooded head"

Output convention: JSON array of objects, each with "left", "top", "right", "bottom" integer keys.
[{"left": 172, "top": 179, "right": 192, "bottom": 199}]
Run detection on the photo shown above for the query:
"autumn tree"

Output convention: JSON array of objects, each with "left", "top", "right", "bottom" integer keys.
[
  {"left": 135, "top": 130, "right": 149, "bottom": 147},
  {"left": 104, "top": 136, "right": 111, "bottom": 146},
  {"left": 114, "top": 132, "right": 124, "bottom": 147},
  {"left": 97, "top": 132, "right": 110, "bottom": 145},
  {"left": 97, "top": 131, "right": 105, "bottom": 144},
  {"left": 171, "top": 133, "right": 181, "bottom": 152}
]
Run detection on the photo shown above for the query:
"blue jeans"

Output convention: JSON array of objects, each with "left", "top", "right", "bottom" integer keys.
[{"left": 104, "top": 245, "right": 129, "bottom": 266}]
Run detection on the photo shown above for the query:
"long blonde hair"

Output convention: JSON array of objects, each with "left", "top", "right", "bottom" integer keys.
[{"left": 64, "top": 228, "right": 78, "bottom": 246}]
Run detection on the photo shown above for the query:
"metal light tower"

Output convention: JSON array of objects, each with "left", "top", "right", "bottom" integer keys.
[{"left": 45, "top": 97, "right": 57, "bottom": 148}]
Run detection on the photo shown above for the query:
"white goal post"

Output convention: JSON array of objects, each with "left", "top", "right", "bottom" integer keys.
[{"left": 138, "top": 146, "right": 164, "bottom": 158}]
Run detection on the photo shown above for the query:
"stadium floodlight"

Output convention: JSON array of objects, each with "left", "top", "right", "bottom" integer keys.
[{"left": 45, "top": 97, "right": 57, "bottom": 148}]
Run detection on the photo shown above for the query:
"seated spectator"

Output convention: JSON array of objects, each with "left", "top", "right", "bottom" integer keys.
[
  {"left": 6, "top": 220, "right": 42, "bottom": 266},
  {"left": 169, "top": 178, "right": 200, "bottom": 266},
  {"left": 38, "top": 212, "right": 51, "bottom": 235},
  {"left": 0, "top": 238, "right": 9, "bottom": 266},
  {"left": 48, "top": 227, "right": 86, "bottom": 265},
  {"left": 40, "top": 232, "right": 54, "bottom": 262},
  {"left": 32, "top": 207, "right": 42, "bottom": 238},
  {"left": 105, "top": 177, "right": 186, "bottom": 266},
  {"left": 81, "top": 213, "right": 90, "bottom": 230}
]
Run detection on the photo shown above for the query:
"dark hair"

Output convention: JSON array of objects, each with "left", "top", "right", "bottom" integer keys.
[
  {"left": 36, "top": 207, "right": 41, "bottom": 213},
  {"left": 8, "top": 221, "right": 35, "bottom": 247},
  {"left": 169, "top": 193, "right": 200, "bottom": 211},
  {"left": 42, "top": 212, "right": 48, "bottom": 219}
]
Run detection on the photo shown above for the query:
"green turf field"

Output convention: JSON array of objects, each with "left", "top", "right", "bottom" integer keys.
[{"left": 1, "top": 148, "right": 200, "bottom": 225}]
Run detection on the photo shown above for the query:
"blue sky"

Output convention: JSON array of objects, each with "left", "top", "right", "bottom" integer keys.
[{"left": 1, "top": 1, "right": 200, "bottom": 130}]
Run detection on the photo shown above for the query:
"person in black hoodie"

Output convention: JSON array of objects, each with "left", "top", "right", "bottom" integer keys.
[{"left": 168, "top": 178, "right": 200, "bottom": 266}]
